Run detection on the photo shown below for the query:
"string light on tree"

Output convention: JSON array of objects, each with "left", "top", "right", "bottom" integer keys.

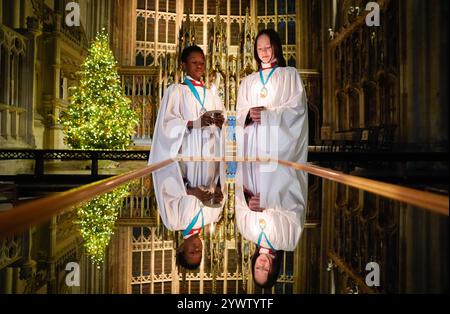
[
  {"left": 60, "top": 30, "right": 138, "bottom": 265},
  {"left": 60, "top": 29, "right": 138, "bottom": 150},
  {"left": 75, "top": 185, "right": 130, "bottom": 265}
]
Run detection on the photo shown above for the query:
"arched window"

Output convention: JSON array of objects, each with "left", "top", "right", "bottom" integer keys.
[{"left": 136, "top": 52, "right": 145, "bottom": 66}]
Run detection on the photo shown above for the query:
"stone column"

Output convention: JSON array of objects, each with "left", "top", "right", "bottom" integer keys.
[
  {"left": 320, "top": 0, "right": 334, "bottom": 139},
  {"left": 297, "top": 0, "right": 309, "bottom": 69},
  {"left": 4, "top": 49, "right": 11, "bottom": 106},
  {"left": 12, "top": 267, "right": 20, "bottom": 293},
  {"left": 107, "top": 226, "right": 132, "bottom": 293},
  {"left": 12, "top": 0, "right": 20, "bottom": 29},
  {"left": 319, "top": 179, "right": 335, "bottom": 293},
  {"left": 25, "top": 17, "right": 42, "bottom": 147},
  {"left": 20, "top": 0, "right": 26, "bottom": 28},
  {"left": 154, "top": 0, "right": 159, "bottom": 65},
  {"left": 44, "top": 14, "right": 63, "bottom": 149},
  {"left": 398, "top": 1, "right": 449, "bottom": 293},
  {"left": 399, "top": 0, "right": 448, "bottom": 148},
  {"left": 0, "top": 0, "right": 3, "bottom": 24},
  {"left": 1, "top": 267, "right": 13, "bottom": 294}
]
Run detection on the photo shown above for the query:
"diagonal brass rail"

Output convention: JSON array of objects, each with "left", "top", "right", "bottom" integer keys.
[
  {"left": 173, "top": 157, "right": 448, "bottom": 215},
  {"left": 277, "top": 160, "right": 449, "bottom": 216},
  {"left": 0, "top": 159, "right": 174, "bottom": 239},
  {"left": 0, "top": 157, "right": 447, "bottom": 239}
]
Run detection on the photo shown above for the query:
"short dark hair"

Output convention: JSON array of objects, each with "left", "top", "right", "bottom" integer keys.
[
  {"left": 176, "top": 248, "right": 201, "bottom": 270},
  {"left": 254, "top": 29, "right": 287, "bottom": 68},
  {"left": 251, "top": 245, "right": 284, "bottom": 290},
  {"left": 181, "top": 45, "right": 205, "bottom": 63}
]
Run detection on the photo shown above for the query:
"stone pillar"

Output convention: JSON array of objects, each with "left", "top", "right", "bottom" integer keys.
[
  {"left": 399, "top": 0, "right": 449, "bottom": 148},
  {"left": 12, "top": 267, "right": 20, "bottom": 293},
  {"left": 1, "top": 267, "right": 13, "bottom": 294},
  {"left": 320, "top": 0, "right": 334, "bottom": 139},
  {"left": 0, "top": 0, "right": 3, "bottom": 24},
  {"left": 25, "top": 17, "right": 42, "bottom": 147},
  {"left": 4, "top": 49, "right": 11, "bottom": 106},
  {"left": 319, "top": 179, "right": 334, "bottom": 293},
  {"left": 44, "top": 14, "right": 63, "bottom": 149},
  {"left": 397, "top": 2, "right": 449, "bottom": 293},
  {"left": 154, "top": 0, "right": 159, "bottom": 65},
  {"left": 106, "top": 0, "right": 112, "bottom": 34},
  {"left": 1, "top": 48, "right": 11, "bottom": 139},
  {"left": 47, "top": 217, "right": 57, "bottom": 293},
  {"left": 297, "top": 0, "right": 309, "bottom": 69},
  {"left": 95, "top": 0, "right": 100, "bottom": 33},
  {"left": 20, "top": 0, "right": 26, "bottom": 28},
  {"left": 12, "top": 0, "right": 20, "bottom": 29},
  {"left": 107, "top": 226, "right": 132, "bottom": 293}
]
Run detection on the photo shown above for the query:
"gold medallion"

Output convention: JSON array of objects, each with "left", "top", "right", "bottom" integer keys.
[
  {"left": 259, "top": 219, "right": 266, "bottom": 229},
  {"left": 260, "top": 87, "right": 268, "bottom": 98}
]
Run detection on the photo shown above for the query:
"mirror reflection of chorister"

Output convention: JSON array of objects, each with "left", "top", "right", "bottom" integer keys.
[
  {"left": 235, "top": 162, "right": 308, "bottom": 289},
  {"left": 152, "top": 162, "right": 226, "bottom": 270}
]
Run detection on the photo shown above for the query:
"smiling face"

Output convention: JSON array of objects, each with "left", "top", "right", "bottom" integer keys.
[
  {"left": 182, "top": 51, "right": 206, "bottom": 82},
  {"left": 256, "top": 34, "right": 276, "bottom": 65},
  {"left": 253, "top": 253, "right": 273, "bottom": 285},
  {"left": 182, "top": 235, "right": 203, "bottom": 266}
]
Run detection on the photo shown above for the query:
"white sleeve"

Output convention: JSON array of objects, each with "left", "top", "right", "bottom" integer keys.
[
  {"left": 236, "top": 78, "right": 252, "bottom": 126},
  {"left": 149, "top": 85, "right": 189, "bottom": 164},
  {"left": 235, "top": 190, "right": 304, "bottom": 252},
  {"left": 261, "top": 69, "right": 309, "bottom": 163}
]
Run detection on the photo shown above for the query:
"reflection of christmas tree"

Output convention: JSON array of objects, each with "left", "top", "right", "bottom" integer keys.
[
  {"left": 75, "top": 185, "right": 130, "bottom": 266},
  {"left": 61, "top": 30, "right": 138, "bottom": 149}
]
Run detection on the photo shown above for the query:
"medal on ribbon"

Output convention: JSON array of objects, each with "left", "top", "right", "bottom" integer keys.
[
  {"left": 259, "top": 65, "right": 278, "bottom": 98},
  {"left": 184, "top": 78, "right": 207, "bottom": 114}
]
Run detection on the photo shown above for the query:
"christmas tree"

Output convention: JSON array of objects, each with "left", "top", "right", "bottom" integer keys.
[
  {"left": 60, "top": 31, "right": 137, "bottom": 265},
  {"left": 60, "top": 30, "right": 138, "bottom": 150}
]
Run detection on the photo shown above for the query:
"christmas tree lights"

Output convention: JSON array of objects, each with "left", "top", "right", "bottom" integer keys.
[{"left": 60, "top": 30, "right": 138, "bottom": 150}]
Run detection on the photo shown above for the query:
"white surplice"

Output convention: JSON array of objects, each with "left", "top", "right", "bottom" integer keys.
[
  {"left": 149, "top": 76, "right": 226, "bottom": 165},
  {"left": 152, "top": 162, "right": 224, "bottom": 232},
  {"left": 236, "top": 66, "right": 308, "bottom": 164},
  {"left": 235, "top": 162, "right": 308, "bottom": 251}
]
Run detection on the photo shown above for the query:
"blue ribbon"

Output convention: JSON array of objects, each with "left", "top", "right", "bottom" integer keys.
[
  {"left": 182, "top": 207, "right": 205, "bottom": 238},
  {"left": 184, "top": 79, "right": 206, "bottom": 112},
  {"left": 259, "top": 65, "right": 279, "bottom": 89},
  {"left": 257, "top": 230, "right": 276, "bottom": 251}
]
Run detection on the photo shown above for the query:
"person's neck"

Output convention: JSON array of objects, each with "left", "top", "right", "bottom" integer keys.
[
  {"left": 259, "top": 246, "right": 276, "bottom": 257},
  {"left": 261, "top": 60, "right": 278, "bottom": 69},
  {"left": 183, "top": 229, "right": 201, "bottom": 240},
  {"left": 186, "top": 75, "right": 202, "bottom": 83}
]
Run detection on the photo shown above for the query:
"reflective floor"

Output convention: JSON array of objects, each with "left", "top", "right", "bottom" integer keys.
[{"left": 0, "top": 161, "right": 448, "bottom": 294}]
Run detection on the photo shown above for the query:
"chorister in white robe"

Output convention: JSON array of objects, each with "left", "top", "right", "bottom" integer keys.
[
  {"left": 236, "top": 66, "right": 308, "bottom": 164},
  {"left": 148, "top": 76, "right": 226, "bottom": 165},
  {"left": 235, "top": 162, "right": 308, "bottom": 251},
  {"left": 179, "top": 160, "right": 227, "bottom": 196},
  {"left": 152, "top": 162, "right": 224, "bottom": 233}
]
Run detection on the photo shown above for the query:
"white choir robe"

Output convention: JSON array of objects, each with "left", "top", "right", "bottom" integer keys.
[
  {"left": 236, "top": 67, "right": 308, "bottom": 164},
  {"left": 152, "top": 162, "right": 224, "bottom": 232},
  {"left": 179, "top": 160, "right": 226, "bottom": 195},
  {"left": 148, "top": 76, "right": 226, "bottom": 165},
  {"left": 235, "top": 162, "right": 308, "bottom": 251}
]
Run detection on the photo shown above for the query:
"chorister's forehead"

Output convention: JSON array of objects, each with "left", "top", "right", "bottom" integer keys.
[
  {"left": 187, "top": 52, "right": 205, "bottom": 60},
  {"left": 257, "top": 34, "right": 271, "bottom": 46}
]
